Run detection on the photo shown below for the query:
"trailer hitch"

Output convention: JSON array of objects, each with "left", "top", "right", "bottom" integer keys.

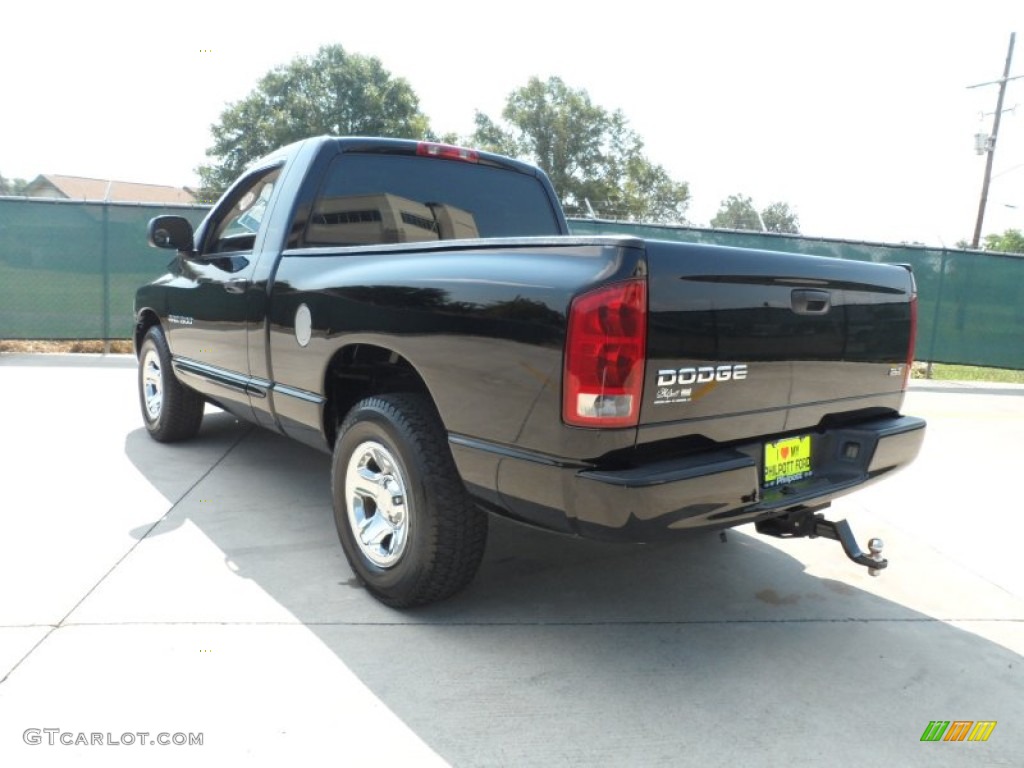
[{"left": 755, "top": 508, "right": 887, "bottom": 576}]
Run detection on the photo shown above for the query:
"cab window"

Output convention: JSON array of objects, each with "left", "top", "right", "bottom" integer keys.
[{"left": 301, "top": 153, "right": 559, "bottom": 247}]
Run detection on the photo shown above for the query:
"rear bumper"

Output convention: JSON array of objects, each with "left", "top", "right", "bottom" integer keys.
[{"left": 457, "top": 415, "right": 925, "bottom": 542}]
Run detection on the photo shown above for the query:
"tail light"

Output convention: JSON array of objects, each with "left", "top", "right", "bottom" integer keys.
[
  {"left": 563, "top": 278, "right": 647, "bottom": 427},
  {"left": 416, "top": 142, "right": 480, "bottom": 163}
]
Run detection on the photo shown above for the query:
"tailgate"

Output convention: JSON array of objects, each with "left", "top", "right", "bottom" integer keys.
[{"left": 640, "top": 240, "right": 914, "bottom": 444}]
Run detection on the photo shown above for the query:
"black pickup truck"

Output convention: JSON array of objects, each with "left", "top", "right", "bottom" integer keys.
[{"left": 136, "top": 136, "right": 925, "bottom": 607}]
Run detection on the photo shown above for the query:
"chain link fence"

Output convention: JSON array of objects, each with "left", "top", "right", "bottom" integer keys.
[{"left": 0, "top": 198, "right": 1020, "bottom": 369}]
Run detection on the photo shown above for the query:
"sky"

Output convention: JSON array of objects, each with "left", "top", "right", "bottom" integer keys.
[{"left": 2, "top": 0, "right": 1022, "bottom": 246}]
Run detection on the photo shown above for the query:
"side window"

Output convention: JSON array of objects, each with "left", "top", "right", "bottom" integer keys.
[{"left": 206, "top": 166, "right": 281, "bottom": 254}]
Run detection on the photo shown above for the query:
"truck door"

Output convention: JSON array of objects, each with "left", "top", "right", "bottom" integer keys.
[{"left": 165, "top": 165, "right": 281, "bottom": 419}]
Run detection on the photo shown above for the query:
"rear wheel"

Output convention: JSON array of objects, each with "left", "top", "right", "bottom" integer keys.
[
  {"left": 138, "top": 325, "right": 204, "bottom": 442},
  {"left": 331, "top": 394, "right": 488, "bottom": 608}
]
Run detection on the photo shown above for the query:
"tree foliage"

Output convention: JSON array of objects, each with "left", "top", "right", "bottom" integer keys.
[
  {"left": 760, "top": 201, "right": 800, "bottom": 234},
  {"left": 710, "top": 194, "right": 761, "bottom": 231},
  {"left": 983, "top": 228, "right": 1024, "bottom": 254},
  {"left": 197, "top": 45, "right": 431, "bottom": 197},
  {"left": 472, "top": 77, "right": 689, "bottom": 223},
  {"left": 711, "top": 194, "right": 800, "bottom": 233},
  {"left": 0, "top": 173, "right": 29, "bottom": 195}
]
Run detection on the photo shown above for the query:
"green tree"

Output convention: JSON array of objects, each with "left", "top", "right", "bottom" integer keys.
[
  {"left": 983, "top": 228, "right": 1024, "bottom": 254},
  {"left": 0, "top": 173, "right": 29, "bottom": 195},
  {"left": 761, "top": 201, "right": 800, "bottom": 234},
  {"left": 197, "top": 45, "right": 431, "bottom": 197},
  {"left": 711, "top": 195, "right": 801, "bottom": 233},
  {"left": 472, "top": 77, "right": 689, "bottom": 223},
  {"left": 711, "top": 194, "right": 761, "bottom": 230}
]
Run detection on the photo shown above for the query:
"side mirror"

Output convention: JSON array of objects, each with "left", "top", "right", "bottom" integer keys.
[{"left": 148, "top": 216, "right": 194, "bottom": 252}]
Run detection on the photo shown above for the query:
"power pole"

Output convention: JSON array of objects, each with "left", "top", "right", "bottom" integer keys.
[{"left": 969, "top": 32, "right": 1020, "bottom": 248}]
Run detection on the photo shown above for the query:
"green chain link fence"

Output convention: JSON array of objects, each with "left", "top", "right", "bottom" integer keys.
[{"left": 0, "top": 198, "right": 1020, "bottom": 369}]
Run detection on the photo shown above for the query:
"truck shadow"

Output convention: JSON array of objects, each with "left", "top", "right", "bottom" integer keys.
[{"left": 124, "top": 416, "right": 1023, "bottom": 766}]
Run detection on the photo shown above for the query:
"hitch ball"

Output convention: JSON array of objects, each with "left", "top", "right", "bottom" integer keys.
[{"left": 867, "top": 538, "right": 885, "bottom": 577}]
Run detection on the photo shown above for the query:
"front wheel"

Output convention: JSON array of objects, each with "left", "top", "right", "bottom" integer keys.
[
  {"left": 137, "top": 325, "right": 204, "bottom": 442},
  {"left": 331, "top": 394, "right": 488, "bottom": 608}
]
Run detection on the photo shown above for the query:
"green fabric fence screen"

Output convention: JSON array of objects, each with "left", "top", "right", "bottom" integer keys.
[
  {"left": 0, "top": 198, "right": 1020, "bottom": 370},
  {"left": 0, "top": 198, "right": 208, "bottom": 340}
]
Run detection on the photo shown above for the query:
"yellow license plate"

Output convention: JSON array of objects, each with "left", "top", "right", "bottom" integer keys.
[{"left": 763, "top": 435, "right": 813, "bottom": 487}]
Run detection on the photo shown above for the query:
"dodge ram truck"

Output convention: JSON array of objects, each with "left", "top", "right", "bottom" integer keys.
[{"left": 135, "top": 136, "right": 925, "bottom": 607}]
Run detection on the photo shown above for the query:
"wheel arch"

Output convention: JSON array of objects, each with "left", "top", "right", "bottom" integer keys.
[
  {"left": 134, "top": 309, "right": 162, "bottom": 358},
  {"left": 321, "top": 343, "right": 437, "bottom": 449}
]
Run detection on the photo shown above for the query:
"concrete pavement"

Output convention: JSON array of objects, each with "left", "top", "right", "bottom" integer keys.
[{"left": 0, "top": 354, "right": 1021, "bottom": 766}]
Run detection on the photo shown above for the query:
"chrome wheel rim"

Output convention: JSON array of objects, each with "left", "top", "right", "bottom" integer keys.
[
  {"left": 345, "top": 440, "right": 410, "bottom": 568},
  {"left": 141, "top": 348, "right": 163, "bottom": 421}
]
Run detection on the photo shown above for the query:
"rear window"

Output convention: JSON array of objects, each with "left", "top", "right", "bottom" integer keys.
[{"left": 303, "top": 153, "right": 560, "bottom": 247}]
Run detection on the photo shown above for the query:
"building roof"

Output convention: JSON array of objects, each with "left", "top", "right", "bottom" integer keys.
[{"left": 24, "top": 174, "right": 197, "bottom": 204}]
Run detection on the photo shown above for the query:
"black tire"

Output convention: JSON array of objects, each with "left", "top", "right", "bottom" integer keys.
[
  {"left": 331, "top": 394, "right": 488, "bottom": 608},
  {"left": 137, "top": 324, "right": 204, "bottom": 442}
]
